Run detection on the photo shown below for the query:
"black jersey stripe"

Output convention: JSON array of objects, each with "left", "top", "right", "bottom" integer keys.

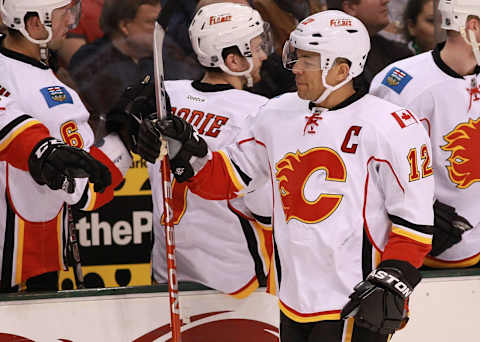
[
  {"left": 389, "top": 214, "right": 434, "bottom": 235},
  {"left": 273, "top": 230, "right": 282, "bottom": 288},
  {"left": 362, "top": 225, "right": 373, "bottom": 280},
  {"left": 0, "top": 114, "right": 33, "bottom": 141},
  {"left": 73, "top": 183, "right": 90, "bottom": 210},
  {"left": 231, "top": 160, "right": 252, "bottom": 186},
  {"left": 251, "top": 212, "right": 272, "bottom": 225},
  {"left": 230, "top": 208, "right": 267, "bottom": 287},
  {"left": 1, "top": 191, "right": 16, "bottom": 291}
]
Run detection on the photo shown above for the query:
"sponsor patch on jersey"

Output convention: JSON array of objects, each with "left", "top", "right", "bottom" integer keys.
[
  {"left": 381, "top": 67, "right": 412, "bottom": 94},
  {"left": 391, "top": 109, "right": 418, "bottom": 128},
  {"left": 40, "top": 86, "right": 73, "bottom": 108}
]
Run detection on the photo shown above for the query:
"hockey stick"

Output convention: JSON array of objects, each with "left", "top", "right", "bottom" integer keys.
[
  {"left": 66, "top": 205, "right": 84, "bottom": 289},
  {"left": 153, "top": 1, "right": 182, "bottom": 341}
]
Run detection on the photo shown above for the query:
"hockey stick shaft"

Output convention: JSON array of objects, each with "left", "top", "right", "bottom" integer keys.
[{"left": 153, "top": 1, "right": 182, "bottom": 341}]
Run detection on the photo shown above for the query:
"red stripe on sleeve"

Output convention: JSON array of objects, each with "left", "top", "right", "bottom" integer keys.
[
  {"left": 87, "top": 146, "right": 125, "bottom": 210},
  {"left": 0, "top": 124, "right": 50, "bottom": 171},
  {"left": 382, "top": 231, "right": 431, "bottom": 268},
  {"left": 188, "top": 151, "right": 241, "bottom": 200}
]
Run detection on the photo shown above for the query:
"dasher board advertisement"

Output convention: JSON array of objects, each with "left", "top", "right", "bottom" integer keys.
[{"left": 1, "top": 275, "right": 480, "bottom": 341}]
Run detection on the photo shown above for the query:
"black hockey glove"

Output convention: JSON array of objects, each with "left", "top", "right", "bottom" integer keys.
[
  {"left": 28, "top": 138, "right": 112, "bottom": 194},
  {"left": 136, "top": 112, "right": 163, "bottom": 163},
  {"left": 341, "top": 260, "right": 421, "bottom": 335},
  {"left": 105, "top": 75, "right": 156, "bottom": 152},
  {"left": 156, "top": 115, "right": 208, "bottom": 182},
  {"left": 429, "top": 200, "right": 473, "bottom": 257}
]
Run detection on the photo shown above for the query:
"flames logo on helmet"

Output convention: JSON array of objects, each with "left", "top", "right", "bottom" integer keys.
[
  {"left": 275, "top": 148, "right": 346, "bottom": 224},
  {"left": 441, "top": 118, "right": 480, "bottom": 188}
]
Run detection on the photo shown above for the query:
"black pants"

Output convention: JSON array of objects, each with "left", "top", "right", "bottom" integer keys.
[
  {"left": 280, "top": 312, "right": 391, "bottom": 342},
  {"left": 0, "top": 271, "right": 58, "bottom": 293}
]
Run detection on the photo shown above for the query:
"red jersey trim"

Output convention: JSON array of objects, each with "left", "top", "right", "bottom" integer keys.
[
  {"left": 424, "top": 252, "right": 480, "bottom": 268},
  {"left": 228, "top": 276, "right": 259, "bottom": 299},
  {"left": 86, "top": 146, "right": 124, "bottom": 210},
  {"left": 0, "top": 121, "right": 50, "bottom": 171},
  {"left": 279, "top": 300, "right": 341, "bottom": 323}
]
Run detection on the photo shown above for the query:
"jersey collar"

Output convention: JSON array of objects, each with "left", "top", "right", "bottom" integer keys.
[
  {"left": 308, "top": 89, "right": 367, "bottom": 112},
  {"left": 0, "top": 36, "right": 49, "bottom": 70},
  {"left": 191, "top": 80, "right": 234, "bottom": 92},
  {"left": 432, "top": 43, "right": 480, "bottom": 79}
]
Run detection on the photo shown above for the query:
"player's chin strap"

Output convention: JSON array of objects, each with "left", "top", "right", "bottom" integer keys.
[
  {"left": 461, "top": 28, "right": 480, "bottom": 66},
  {"left": 220, "top": 58, "right": 255, "bottom": 88},
  {"left": 314, "top": 69, "right": 353, "bottom": 104},
  {"left": 20, "top": 27, "right": 53, "bottom": 63}
]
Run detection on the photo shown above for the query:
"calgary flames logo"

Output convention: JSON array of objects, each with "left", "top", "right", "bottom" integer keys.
[
  {"left": 275, "top": 148, "right": 346, "bottom": 224},
  {"left": 441, "top": 118, "right": 480, "bottom": 188}
]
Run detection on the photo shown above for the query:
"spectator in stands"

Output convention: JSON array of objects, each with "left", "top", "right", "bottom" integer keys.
[
  {"left": 57, "top": 0, "right": 104, "bottom": 67},
  {"left": 249, "top": 0, "right": 298, "bottom": 97},
  {"left": 327, "top": 0, "right": 413, "bottom": 90},
  {"left": 69, "top": 0, "right": 161, "bottom": 139},
  {"left": 381, "top": 0, "right": 408, "bottom": 42},
  {"left": 160, "top": 0, "right": 203, "bottom": 81},
  {"left": 403, "top": 0, "right": 436, "bottom": 54}
]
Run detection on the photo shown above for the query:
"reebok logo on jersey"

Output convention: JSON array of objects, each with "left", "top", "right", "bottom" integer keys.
[
  {"left": 381, "top": 67, "right": 412, "bottom": 94},
  {"left": 40, "top": 86, "right": 73, "bottom": 108},
  {"left": 187, "top": 94, "right": 206, "bottom": 103},
  {"left": 391, "top": 109, "right": 418, "bottom": 128},
  {"left": 209, "top": 15, "right": 232, "bottom": 25}
]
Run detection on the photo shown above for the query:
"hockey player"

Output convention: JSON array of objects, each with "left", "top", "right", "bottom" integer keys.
[
  {"left": 0, "top": 94, "right": 111, "bottom": 196},
  {"left": 370, "top": 0, "right": 480, "bottom": 268},
  {"left": 0, "top": 0, "right": 133, "bottom": 291},
  {"left": 138, "top": 10, "right": 435, "bottom": 342},
  {"left": 146, "top": 3, "right": 273, "bottom": 298}
]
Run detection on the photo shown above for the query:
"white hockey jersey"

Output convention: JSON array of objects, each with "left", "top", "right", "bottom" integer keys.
[
  {"left": 187, "top": 91, "right": 434, "bottom": 322},
  {"left": 371, "top": 45, "right": 480, "bottom": 266},
  {"left": 0, "top": 42, "right": 128, "bottom": 287},
  {"left": 149, "top": 80, "right": 272, "bottom": 298}
]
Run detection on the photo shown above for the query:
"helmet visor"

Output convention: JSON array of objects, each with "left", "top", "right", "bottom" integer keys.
[
  {"left": 260, "top": 22, "right": 275, "bottom": 56},
  {"left": 282, "top": 40, "right": 322, "bottom": 71},
  {"left": 66, "top": 0, "right": 81, "bottom": 30}
]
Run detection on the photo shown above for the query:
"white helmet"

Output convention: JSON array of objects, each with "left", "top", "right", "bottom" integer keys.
[
  {"left": 283, "top": 10, "right": 370, "bottom": 104},
  {"left": 439, "top": 0, "right": 480, "bottom": 64},
  {"left": 0, "top": 0, "right": 81, "bottom": 45},
  {"left": 189, "top": 3, "right": 267, "bottom": 87}
]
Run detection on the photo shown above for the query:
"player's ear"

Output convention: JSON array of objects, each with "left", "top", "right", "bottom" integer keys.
[
  {"left": 25, "top": 15, "right": 45, "bottom": 38},
  {"left": 407, "top": 19, "right": 417, "bottom": 38},
  {"left": 224, "top": 53, "right": 248, "bottom": 72},
  {"left": 332, "top": 60, "right": 351, "bottom": 84},
  {"left": 118, "top": 19, "right": 129, "bottom": 37}
]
